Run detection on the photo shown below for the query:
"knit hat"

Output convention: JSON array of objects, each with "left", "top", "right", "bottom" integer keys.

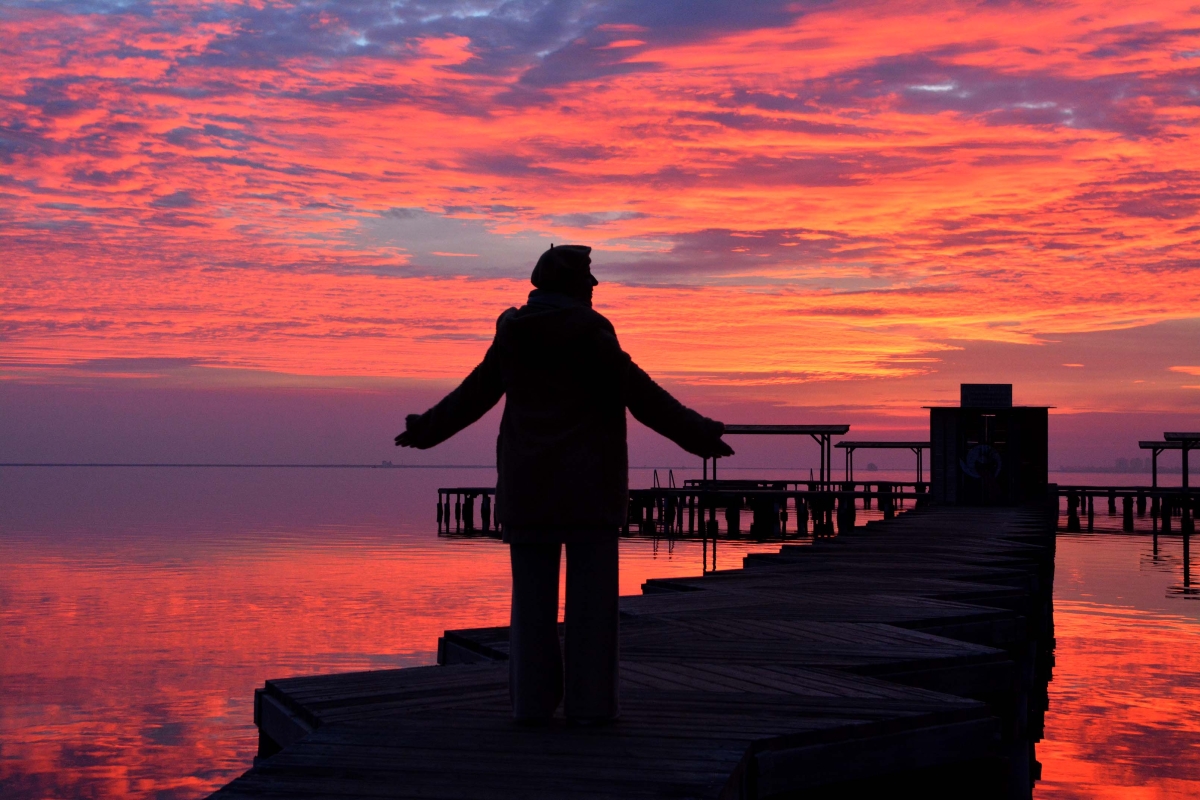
[{"left": 530, "top": 244, "right": 597, "bottom": 293}]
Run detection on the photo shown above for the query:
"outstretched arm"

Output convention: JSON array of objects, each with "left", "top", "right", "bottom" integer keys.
[
  {"left": 395, "top": 344, "right": 504, "bottom": 449},
  {"left": 623, "top": 356, "right": 733, "bottom": 459}
]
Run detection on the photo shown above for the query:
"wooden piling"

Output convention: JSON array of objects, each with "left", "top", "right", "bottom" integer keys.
[{"left": 1066, "top": 492, "right": 1080, "bottom": 532}]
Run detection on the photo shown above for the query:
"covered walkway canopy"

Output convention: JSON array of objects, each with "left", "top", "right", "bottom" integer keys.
[
  {"left": 1139, "top": 433, "right": 1200, "bottom": 488},
  {"left": 714, "top": 424, "right": 851, "bottom": 484},
  {"left": 835, "top": 441, "right": 930, "bottom": 483}
]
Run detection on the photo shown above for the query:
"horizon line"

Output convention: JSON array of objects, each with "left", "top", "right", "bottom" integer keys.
[{"left": 0, "top": 463, "right": 1171, "bottom": 472}]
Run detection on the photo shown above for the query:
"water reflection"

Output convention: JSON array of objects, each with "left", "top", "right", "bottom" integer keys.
[
  {"left": 0, "top": 466, "right": 789, "bottom": 799},
  {"left": 1039, "top": 533, "right": 1200, "bottom": 799},
  {"left": 5, "top": 468, "right": 1200, "bottom": 799}
]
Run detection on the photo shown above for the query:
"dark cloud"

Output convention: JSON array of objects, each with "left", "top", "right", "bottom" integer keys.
[
  {"left": 150, "top": 190, "right": 198, "bottom": 209},
  {"left": 460, "top": 152, "right": 568, "bottom": 179},
  {"left": 12, "top": 1, "right": 1195, "bottom": 138},
  {"left": 1114, "top": 194, "right": 1200, "bottom": 220},
  {"left": 605, "top": 151, "right": 935, "bottom": 191},
  {"left": 771, "top": 53, "right": 1197, "bottom": 138},
  {"left": 69, "top": 357, "right": 207, "bottom": 373},
  {"left": 547, "top": 211, "right": 647, "bottom": 227},
  {"left": 1071, "top": 169, "right": 1200, "bottom": 220},
  {"left": 1080, "top": 21, "right": 1200, "bottom": 60},
  {"left": 676, "top": 110, "right": 877, "bottom": 137},
  {"left": 164, "top": 123, "right": 264, "bottom": 150},
  {"left": 606, "top": 227, "right": 887, "bottom": 281},
  {"left": 53, "top": 0, "right": 812, "bottom": 92},
  {"left": 519, "top": 139, "right": 627, "bottom": 162},
  {"left": 0, "top": 123, "right": 63, "bottom": 163},
  {"left": 69, "top": 167, "right": 139, "bottom": 185},
  {"left": 18, "top": 77, "right": 97, "bottom": 118},
  {"left": 721, "top": 152, "right": 934, "bottom": 187}
]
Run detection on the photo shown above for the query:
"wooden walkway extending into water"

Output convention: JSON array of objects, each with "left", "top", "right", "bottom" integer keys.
[{"left": 211, "top": 502, "right": 1055, "bottom": 799}]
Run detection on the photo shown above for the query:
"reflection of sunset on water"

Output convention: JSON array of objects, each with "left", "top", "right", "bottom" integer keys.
[
  {"left": 1038, "top": 535, "right": 1200, "bottom": 799},
  {"left": 1039, "top": 603, "right": 1200, "bottom": 799},
  {"left": 5, "top": 470, "right": 1200, "bottom": 798},
  {"left": 0, "top": 467, "right": 785, "bottom": 798}
]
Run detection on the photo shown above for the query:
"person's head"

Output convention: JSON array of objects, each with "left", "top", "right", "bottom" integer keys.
[{"left": 531, "top": 244, "right": 597, "bottom": 304}]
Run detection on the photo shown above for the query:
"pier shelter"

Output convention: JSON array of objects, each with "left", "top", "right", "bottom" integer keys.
[
  {"left": 929, "top": 385, "right": 1049, "bottom": 506},
  {"left": 1165, "top": 432, "right": 1198, "bottom": 491},
  {"left": 718, "top": 424, "right": 849, "bottom": 485},
  {"left": 1140, "top": 440, "right": 1186, "bottom": 489},
  {"left": 835, "top": 440, "right": 930, "bottom": 483},
  {"left": 1140, "top": 433, "right": 1199, "bottom": 489}
]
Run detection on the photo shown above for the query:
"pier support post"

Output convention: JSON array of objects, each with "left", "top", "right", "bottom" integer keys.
[
  {"left": 797, "top": 497, "right": 809, "bottom": 535},
  {"left": 463, "top": 494, "right": 475, "bottom": 530},
  {"left": 1137, "top": 491, "right": 1146, "bottom": 517},
  {"left": 481, "top": 494, "right": 491, "bottom": 532},
  {"left": 1087, "top": 494, "right": 1094, "bottom": 532},
  {"left": 817, "top": 493, "right": 836, "bottom": 536},
  {"left": 836, "top": 490, "right": 856, "bottom": 534},
  {"left": 725, "top": 497, "right": 742, "bottom": 535},
  {"left": 1122, "top": 496, "right": 1134, "bottom": 532},
  {"left": 1066, "top": 492, "right": 1081, "bottom": 532},
  {"left": 1185, "top": 528, "right": 1192, "bottom": 588}
]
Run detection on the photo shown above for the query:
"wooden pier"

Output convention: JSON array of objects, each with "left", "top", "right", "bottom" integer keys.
[
  {"left": 438, "top": 477, "right": 932, "bottom": 539},
  {"left": 212, "top": 500, "right": 1055, "bottom": 799}
]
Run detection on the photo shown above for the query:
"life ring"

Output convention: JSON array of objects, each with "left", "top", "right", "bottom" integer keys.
[{"left": 960, "top": 444, "right": 1002, "bottom": 479}]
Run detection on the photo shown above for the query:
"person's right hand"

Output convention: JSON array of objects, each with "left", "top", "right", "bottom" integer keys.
[
  {"left": 710, "top": 438, "right": 734, "bottom": 458},
  {"left": 701, "top": 438, "right": 734, "bottom": 459}
]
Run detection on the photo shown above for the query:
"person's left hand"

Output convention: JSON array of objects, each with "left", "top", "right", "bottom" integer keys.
[{"left": 394, "top": 414, "right": 423, "bottom": 447}]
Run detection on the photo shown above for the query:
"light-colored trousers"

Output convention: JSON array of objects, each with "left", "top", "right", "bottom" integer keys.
[{"left": 508, "top": 540, "right": 620, "bottom": 721}]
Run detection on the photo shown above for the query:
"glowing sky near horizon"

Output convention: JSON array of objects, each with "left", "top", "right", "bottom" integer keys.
[{"left": 3, "top": 0, "right": 1200, "bottom": 407}]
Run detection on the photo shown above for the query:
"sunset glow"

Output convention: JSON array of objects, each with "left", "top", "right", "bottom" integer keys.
[{"left": 3, "top": 0, "right": 1199, "bottom": 404}]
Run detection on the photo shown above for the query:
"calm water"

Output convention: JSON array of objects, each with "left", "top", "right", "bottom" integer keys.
[{"left": 2, "top": 467, "right": 1199, "bottom": 798}]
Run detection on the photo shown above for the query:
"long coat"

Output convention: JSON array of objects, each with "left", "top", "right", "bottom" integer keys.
[{"left": 403, "top": 290, "right": 724, "bottom": 542}]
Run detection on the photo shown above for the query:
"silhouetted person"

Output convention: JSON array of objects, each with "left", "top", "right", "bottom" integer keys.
[{"left": 395, "top": 245, "right": 733, "bottom": 725}]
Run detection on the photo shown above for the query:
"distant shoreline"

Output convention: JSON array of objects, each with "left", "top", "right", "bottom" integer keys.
[
  {"left": 1055, "top": 466, "right": 1182, "bottom": 474},
  {"left": 0, "top": 463, "right": 1184, "bottom": 473},
  {"left": 0, "top": 463, "right": 496, "bottom": 469}
]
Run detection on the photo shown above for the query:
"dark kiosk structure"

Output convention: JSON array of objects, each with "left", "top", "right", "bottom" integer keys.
[{"left": 929, "top": 384, "right": 1049, "bottom": 506}]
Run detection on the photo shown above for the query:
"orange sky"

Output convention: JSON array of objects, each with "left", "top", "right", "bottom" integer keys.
[{"left": 2, "top": 0, "right": 1199, "bottom": 422}]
